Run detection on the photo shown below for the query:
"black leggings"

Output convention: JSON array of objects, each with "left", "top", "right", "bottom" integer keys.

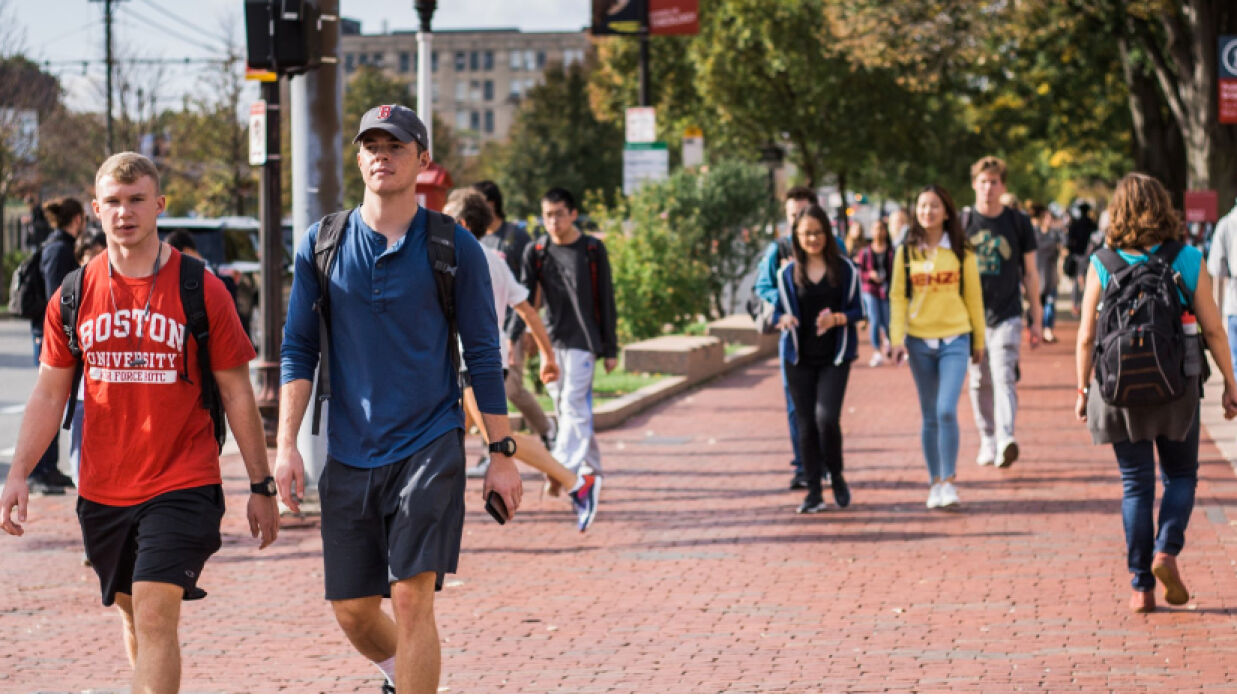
[{"left": 786, "top": 360, "right": 852, "bottom": 497}]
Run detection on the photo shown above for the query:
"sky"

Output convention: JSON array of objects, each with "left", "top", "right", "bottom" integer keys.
[{"left": 8, "top": 0, "right": 592, "bottom": 111}]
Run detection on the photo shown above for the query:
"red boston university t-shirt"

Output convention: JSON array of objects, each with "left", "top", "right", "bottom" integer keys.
[{"left": 42, "top": 249, "right": 256, "bottom": 506}]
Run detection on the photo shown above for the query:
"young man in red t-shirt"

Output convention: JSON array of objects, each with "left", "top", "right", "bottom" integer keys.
[{"left": 0, "top": 152, "right": 280, "bottom": 693}]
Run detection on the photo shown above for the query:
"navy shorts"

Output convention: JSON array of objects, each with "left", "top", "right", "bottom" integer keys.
[
  {"left": 319, "top": 429, "right": 466, "bottom": 600},
  {"left": 77, "top": 484, "right": 225, "bottom": 607}
]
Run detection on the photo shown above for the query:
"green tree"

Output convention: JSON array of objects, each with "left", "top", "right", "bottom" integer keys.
[{"left": 484, "top": 60, "right": 623, "bottom": 219}]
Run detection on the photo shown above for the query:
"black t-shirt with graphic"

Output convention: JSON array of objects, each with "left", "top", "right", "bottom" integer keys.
[{"left": 966, "top": 207, "right": 1037, "bottom": 326}]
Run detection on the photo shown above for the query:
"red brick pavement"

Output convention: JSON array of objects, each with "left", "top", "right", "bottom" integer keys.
[{"left": 5, "top": 321, "right": 1237, "bottom": 692}]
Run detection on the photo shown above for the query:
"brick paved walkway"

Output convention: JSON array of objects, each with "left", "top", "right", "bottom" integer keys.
[{"left": 5, "top": 321, "right": 1237, "bottom": 692}]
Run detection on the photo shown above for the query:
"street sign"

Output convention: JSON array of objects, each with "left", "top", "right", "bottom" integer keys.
[
  {"left": 1220, "top": 35, "right": 1237, "bottom": 124},
  {"left": 249, "top": 101, "right": 267, "bottom": 166},
  {"left": 591, "top": 0, "right": 645, "bottom": 35},
  {"left": 682, "top": 127, "right": 704, "bottom": 168},
  {"left": 623, "top": 141, "right": 669, "bottom": 195},
  {"left": 1184, "top": 190, "right": 1218, "bottom": 223},
  {"left": 626, "top": 106, "right": 656, "bottom": 143},
  {"left": 649, "top": 0, "right": 699, "bottom": 35},
  {"left": 0, "top": 108, "right": 38, "bottom": 162}
]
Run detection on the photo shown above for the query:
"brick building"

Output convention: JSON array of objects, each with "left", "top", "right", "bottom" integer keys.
[{"left": 339, "top": 22, "right": 591, "bottom": 153}]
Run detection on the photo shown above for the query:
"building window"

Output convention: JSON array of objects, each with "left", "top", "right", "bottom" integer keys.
[
  {"left": 483, "top": 50, "right": 494, "bottom": 71},
  {"left": 455, "top": 81, "right": 468, "bottom": 101},
  {"left": 484, "top": 110, "right": 494, "bottom": 134},
  {"left": 433, "top": 80, "right": 440, "bottom": 103},
  {"left": 508, "top": 80, "right": 521, "bottom": 100},
  {"left": 483, "top": 80, "right": 494, "bottom": 101},
  {"left": 470, "top": 51, "right": 480, "bottom": 71},
  {"left": 454, "top": 51, "right": 466, "bottom": 71},
  {"left": 432, "top": 51, "right": 439, "bottom": 72},
  {"left": 358, "top": 53, "right": 369, "bottom": 66},
  {"left": 524, "top": 50, "right": 536, "bottom": 71},
  {"left": 470, "top": 110, "right": 480, "bottom": 131},
  {"left": 470, "top": 80, "right": 482, "bottom": 102},
  {"left": 510, "top": 50, "right": 521, "bottom": 71},
  {"left": 344, "top": 53, "right": 355, "bottom": 73},
  {"left": 456, "top": 110, "right": 469, "bottom": 131},
  {"left": 537, "top": 51, "right": 546, "bottom": 69},
  {"left": 372, "top": 52, "right": 384, "bottom": 67},
  {"left": 563, "top": 49, "right": 585, "bottom": 68},
  {"left": 399, "top": 51, "right": 410, "bottom": 72}
]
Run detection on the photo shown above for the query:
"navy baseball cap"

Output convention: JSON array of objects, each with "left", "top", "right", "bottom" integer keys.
[{"left": 353, "top": 104, "right": 428, "bottom": 150}]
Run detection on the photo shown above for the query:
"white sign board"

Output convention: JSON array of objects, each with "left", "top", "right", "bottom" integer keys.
[
  {"left": 625, "top": 106, "right": 656, "bottom": 144},
  {"left": 682, "top": 135, "right": 704, "bottom": 168},
  {"left": 0, "top": 108, "right": 38, "bottom": 162},
  {"left": 248, "top": 101, "right": 267, "bottom": 166},
  {"left": 623, "top": 142, "right": 669, "bottom": 195}
]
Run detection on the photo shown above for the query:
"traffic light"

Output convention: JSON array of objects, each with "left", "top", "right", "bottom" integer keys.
[{"left": 245, "top": 0, "right": 322, "bottom": 75}]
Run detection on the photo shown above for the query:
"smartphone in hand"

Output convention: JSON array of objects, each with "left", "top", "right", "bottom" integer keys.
[{"left": 484, "top": 490, "right": 509, "bottom": 525}]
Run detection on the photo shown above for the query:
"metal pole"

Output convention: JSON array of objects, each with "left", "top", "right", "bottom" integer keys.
[
  {"left": 256, "top": 79, "right": 282, "bottom": 443},
  {"left": 638, "top": 27, "right": 650, "bottom": 107},
  {"left": 104, "top": 0, "right": 114, "bottom": 153},
  {"left": 415, "top": 0, "right": 435, "bottom": 157},
  {"left": 291, "top": 0, "right": 342, "bottom": 489}
]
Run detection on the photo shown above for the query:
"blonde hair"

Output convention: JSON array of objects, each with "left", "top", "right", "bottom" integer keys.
[
  {"left": 95, "top": 151, "right": 161, "bottom": 194},
  {"left": 1105, "top": 172, "right": 1179, "bottom": 250},
  {"left": 970, "top": 155, "right": 1007, "bottom": 183}
]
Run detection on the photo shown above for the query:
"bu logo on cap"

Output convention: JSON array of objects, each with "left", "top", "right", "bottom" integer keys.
[{"left": 377, "top": 105, "right": 392, "bottom": 119}]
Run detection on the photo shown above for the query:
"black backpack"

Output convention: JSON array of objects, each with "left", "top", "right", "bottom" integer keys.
[
  {"left": 745, "top": 237, "right": 794, "bottom": 332},
  {"left": 9, "top": 241, "right": 50, "bottom": 320},
  {"left": 1092, "top": 242, "right": 1194, "bottom": 407},
  {"left": 59, "top": 254, "right": 227, "bottom": 452},
  {"left": 309, "top": 208, "right": 460, "bottom": 435}
]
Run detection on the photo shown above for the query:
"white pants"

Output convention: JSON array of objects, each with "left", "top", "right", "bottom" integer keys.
[
  {"left": 547, "top": 347, "right": 602, "bottom": 476},
  {"left": 968, "top": 316, "right": 1022, "bottom": 448}
]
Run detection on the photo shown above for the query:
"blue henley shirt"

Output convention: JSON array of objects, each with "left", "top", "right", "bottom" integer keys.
[{"left": 281, "top": 207, "right": 506, "bottom": 469}]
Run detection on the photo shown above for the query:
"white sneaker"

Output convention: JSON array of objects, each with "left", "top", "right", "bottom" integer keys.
[
  {"left": 976, "top": 440, "right": 996, "bottom": 466},
  {"left": 868, "top": 352, "right": 885, "bottom": 367},
  {"left": 938, "top": 481, "right": 960, "bottom": 508},
  {"left": 926, "top": 482, "right": 943, "bottom": 509}
]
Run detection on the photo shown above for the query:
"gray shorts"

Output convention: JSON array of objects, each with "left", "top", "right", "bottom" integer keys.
[{"left": 319, "top": 429, "right": 465, "bottom": 600}]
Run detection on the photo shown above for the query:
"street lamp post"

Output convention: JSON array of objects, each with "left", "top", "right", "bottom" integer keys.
[
  {"left": 415, "top": 0, "right": 436, "bottom": 157},
  {"left": 759, "top": 143, "right": 785, "bottom": 198}
]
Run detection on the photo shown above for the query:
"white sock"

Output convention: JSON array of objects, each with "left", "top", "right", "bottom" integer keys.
[{"left": 376, "top": 656, "right": 395, "bottom": 684}]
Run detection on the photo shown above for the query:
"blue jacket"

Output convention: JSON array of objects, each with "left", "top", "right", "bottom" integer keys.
[
  {"left": 280, "top": 208, "right": 505, "bottom": 469},
  {"left": 771, "top": 256, "right": 865, "bottom": 366}
]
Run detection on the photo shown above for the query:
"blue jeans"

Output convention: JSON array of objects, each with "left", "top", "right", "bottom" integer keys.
[
  {"left": 861, "top": 292, "right": 890, "bottom": 349},
  {"left": 1111, "top": 410, "right": 1199, "bottom": 591},
  {"left": 906, "top": 335, "right": 971, "bottom": 483},
  {"left": 1227, "top": 316, "right": 1237, "bottom": 374},
  {"left": 780, "top": 352, "right": 803, "bottom": 475},
  {"left": 1040, "top": 289, "right": 1056, "bottom": 329},
  {"left": 30, "top": 328, "right": 59, "bottom": 480}
]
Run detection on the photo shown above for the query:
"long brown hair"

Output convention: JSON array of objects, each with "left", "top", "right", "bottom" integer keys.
[
  {"left": 904, "top": 184, "right": 967, "bottom": 263},
  {"left": 791, "top": 204, "right": 842, "bottom": 288},
  {"left": 1105, "top": 172, "right": 1179, "bottom": 250}
]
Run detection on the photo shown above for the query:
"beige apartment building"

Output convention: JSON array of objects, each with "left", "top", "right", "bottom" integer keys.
[{"left": 339, "top": 22, "right": 591, "bottom": 153}]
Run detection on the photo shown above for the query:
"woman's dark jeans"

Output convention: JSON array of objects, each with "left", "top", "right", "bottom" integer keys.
[
  {"left": 1110, "top": 408, "right": 1200, "bottom": 591},
  {"left": 786, "top": 360, "right": 852, "bottom": 500}
]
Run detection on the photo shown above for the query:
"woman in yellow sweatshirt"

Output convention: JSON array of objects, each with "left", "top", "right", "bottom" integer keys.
[{"left": 890, "top": 185, "right": 986, "bottom": 509}]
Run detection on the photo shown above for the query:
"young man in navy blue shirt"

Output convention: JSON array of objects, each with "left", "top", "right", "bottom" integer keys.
[{"left": 275, "top": 104, "right": 521, "bottom": 694}]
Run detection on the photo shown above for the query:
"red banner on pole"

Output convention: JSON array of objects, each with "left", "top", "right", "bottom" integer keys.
[
  {"left": 1221, "top": 79, "right": 1237, "bottom": 125},
  {"left": 1184, "top": 190, "right": 1219, "bottom": 223},
  {"left": 649, "top": 0, "right": 699, "bottom": 35}
]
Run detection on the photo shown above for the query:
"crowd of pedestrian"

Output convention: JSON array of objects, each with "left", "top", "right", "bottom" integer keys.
[{"left": 4, "top": 97, "right": 1237, "bottom": 694}]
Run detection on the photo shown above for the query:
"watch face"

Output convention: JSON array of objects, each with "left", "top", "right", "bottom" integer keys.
[{"left": 264, "top": 479, "right": 278, "bottom": 495}]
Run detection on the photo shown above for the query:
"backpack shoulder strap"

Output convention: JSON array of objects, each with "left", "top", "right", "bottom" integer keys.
[
  {"left": 1095, "top": 247, "right": 1126, "bottom": 278},
  {"left": 178, "top": 254, "right": 226, "bottom": 453},
  {"left": 899, "top": 243, "right": 913, "bottom": 299},
  {"left": 309, "top": 209, "right": 352, "bottom": 435},
  {"left": 584, "top": 235, "right": 603, "bottom": 323},
  {"left": 1155, "top": 240, "right": 1194, "bottom": 309},
  {"left": 425, "top": 210, "right": 461, "bottom": 375},
  {"left": 58, "top": 267, "right": 85, "bottom": 430}
]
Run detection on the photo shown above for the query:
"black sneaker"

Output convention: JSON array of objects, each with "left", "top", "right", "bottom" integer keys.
[
  {"left": 797, "top": 495, "right": 827, "bottom": 513},
  {"left": 789, "top": 474, "right": 808, "bottom": 490},
  {"left": 831, "top": 472, "right": 851, "bottom": 508},
  {"left": 44, "top": 470, "right": 75, "bottom": 488},
  {"left": 381, "top": 679, "right": 395, "bottom": 694},
  {"left": 26, "top": 476, "right": 65, "bottom": 496}
]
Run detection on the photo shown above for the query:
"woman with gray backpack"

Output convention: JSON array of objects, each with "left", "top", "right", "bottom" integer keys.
[{"left": 1075, "top": 173, "right": 1237, "bottom": 613}]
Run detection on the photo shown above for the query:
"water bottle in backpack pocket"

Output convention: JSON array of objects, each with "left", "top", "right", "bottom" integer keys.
[{"left": 1093, "top": 244, "right": 1193, "bottom": 407}]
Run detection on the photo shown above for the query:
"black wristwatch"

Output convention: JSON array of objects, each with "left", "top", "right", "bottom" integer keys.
[
  {"left": 250, "top": 476, "right": 277, "bottom": 497},
  {"left": 488, "top": 436, "right": 517, "bottom": 457}
]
